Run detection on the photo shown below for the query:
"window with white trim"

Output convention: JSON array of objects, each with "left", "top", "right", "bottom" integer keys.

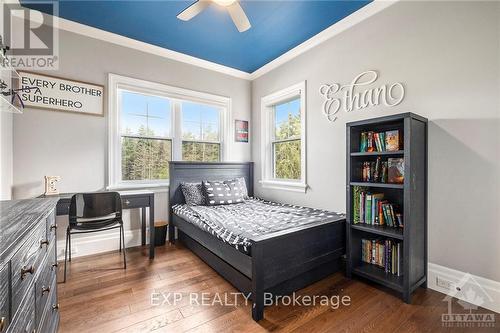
[
  {"left": 181, "top": 101, "right": 221, "bottom": 162},
  {"left": 120, "top": 90, "right": 172, "bottom": 182},
  {"left": 261, "top": 81, "right": 307, "bottom": 192},
  {"left": 108, "top": 74, "right": 230, "bottom": 189}
]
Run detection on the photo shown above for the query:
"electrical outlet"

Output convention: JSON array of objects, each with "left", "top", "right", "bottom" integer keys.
[{"left": 436, "top": 276, "right": 454, "bottom": 290}]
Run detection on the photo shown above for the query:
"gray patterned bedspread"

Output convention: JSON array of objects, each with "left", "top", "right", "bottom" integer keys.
[{"left": 172, "top": 198, "right": 345, "bottom": 254}]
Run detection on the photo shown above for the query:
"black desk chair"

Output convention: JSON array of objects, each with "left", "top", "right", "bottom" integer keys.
[{"left": 64, "top": 192, "right": 126, "bottom": 282}]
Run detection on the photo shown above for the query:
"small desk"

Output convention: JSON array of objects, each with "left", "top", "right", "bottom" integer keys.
[{"left": 41, "top": 190, "right": 156, "bottom": 259}]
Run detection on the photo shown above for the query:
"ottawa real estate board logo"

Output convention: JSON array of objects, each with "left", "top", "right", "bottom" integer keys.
[
  {"left": 1, "top": 0, "right": 59, "bottom": 70},
  {"left": 441, "top": 273, "right": 496, "bottom": 328}
]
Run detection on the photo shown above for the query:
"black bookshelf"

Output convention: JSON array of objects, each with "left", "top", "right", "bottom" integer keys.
[{"left": 346, "top": 112, "right": 427, "bottom": 303}]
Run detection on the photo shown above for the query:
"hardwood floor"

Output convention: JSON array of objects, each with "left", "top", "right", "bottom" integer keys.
[{"left": 57, "top": 245, "right": 499, "bottom": 333}]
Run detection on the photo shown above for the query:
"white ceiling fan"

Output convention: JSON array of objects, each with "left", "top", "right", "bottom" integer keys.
[{"left": 177, "top": 0, "right": 251, "bottom": 32}]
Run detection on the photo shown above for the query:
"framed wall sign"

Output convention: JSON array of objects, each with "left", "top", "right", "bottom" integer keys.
[
  {"left": 17, "top": 71, "right": 104, "bottom": 116},
  {"left": 235, "top": 119, "right": 249, "bottom": 142}
]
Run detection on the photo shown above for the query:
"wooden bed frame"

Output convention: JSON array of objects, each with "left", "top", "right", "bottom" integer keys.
[{"left": 168, "top": 162, "right": 346, "bottom": 321}]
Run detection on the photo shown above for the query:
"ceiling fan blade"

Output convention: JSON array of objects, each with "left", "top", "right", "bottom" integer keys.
[
  {"left": 177, "top": 1, "right": 210, "bottom": 21},
  {"left": 227, "top": 2, "right": 251, "bottom": 32}
]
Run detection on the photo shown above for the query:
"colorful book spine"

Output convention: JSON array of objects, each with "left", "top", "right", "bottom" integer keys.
[
  {"left": 361, "top": 238, "right": 402, "bottom": 275},
  {"left": 360, "top": 132, "right": 367, "bottom": 152},
  {"left": 365, "top": 194, "right": 372, "bottom": 224},
  {"left": 367, "top": 132, "right": 374, "bottom": 152}
]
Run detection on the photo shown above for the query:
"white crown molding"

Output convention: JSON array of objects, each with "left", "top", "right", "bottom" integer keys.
[
  {"left": 12, "top": 0, "right": 397, "bottom": 81},
  {"left": 54, "top": 15, "right": 253, "bottom": 80},
  {"left": 249, "top": 0, "right": 398, "bottom": 80},
  {"left": 8, "top": 0, "right": 251, "bottom": 79}
]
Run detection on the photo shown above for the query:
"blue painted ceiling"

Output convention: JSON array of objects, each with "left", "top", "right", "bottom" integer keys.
[{"left": 22, "top": 0, "right": 372, "bottom": 73}]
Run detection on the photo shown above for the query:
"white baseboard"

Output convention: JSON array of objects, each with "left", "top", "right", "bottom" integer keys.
[
  {"left": 56, "top": 229, "right": 143, "bottom": 260},
  {"left": 428, "top": 262, "right": 500, "bottom": 314}
]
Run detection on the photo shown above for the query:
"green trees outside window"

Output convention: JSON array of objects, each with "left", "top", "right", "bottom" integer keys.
[
  {"left": 273, "top": 98, "right": 301, "bottom": 180},
  {"left": 119, "top": 90, "right": 222, "bottom": 181}
]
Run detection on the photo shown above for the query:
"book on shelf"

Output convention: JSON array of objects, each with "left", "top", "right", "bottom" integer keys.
[
  {"left": 359, "top": 130, "right": 400, "bottom": 152},
  {"left": 381, "top": 161, "right": 388, "bottom": 183},
  {"left": 360, "top": 132, "right": 368, "bottom": 152},
  {"left": 353, "top": 186, "right": 403, "bottom": 227},
  {"left": 361, "top": 238, "right": 402, "bottom": 276},
  {"left": 361, "top": 158, "right": 390, "bottom": 183},
  {"left": 385, "top": 130, "right": 400, "bottom": 151},
  {"left": 352, "top": 186, "right": 366, "bottom": 224},
  {"left": 367, "top": 132, "right": 374, "bottom": 152},
  {"left": 388, "top": 158, "right": 404, "bottom": 184}
]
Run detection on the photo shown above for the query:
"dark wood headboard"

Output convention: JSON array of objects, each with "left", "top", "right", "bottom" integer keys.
[{"left": 169, "top": 162, "right": 254, "bottom": 209}]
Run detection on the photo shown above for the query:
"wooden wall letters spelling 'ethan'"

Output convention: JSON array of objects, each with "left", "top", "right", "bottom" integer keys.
[{"left": 319, "top": 70, "right": 405, "bottom": 122}]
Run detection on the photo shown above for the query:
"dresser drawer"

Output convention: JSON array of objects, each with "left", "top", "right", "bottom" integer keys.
[
  {"left": 35, "top": 246, "right": 56, "bottom": 328},
  {"left": 10, "top": 223, "right": 47, "bottom": 315},
  {"left": 47, "top": 240, "right": 58, "bottom": 275},
  {"left": 46, "top": 211, "right": 57, "bottom": 242},
  {"left": 39, "top": 279, "right": 58, "bottom": 333},
  {"left": 7, "top": 285, "right": 35, "bottom": 333},
  {"left": 0, "top": 265, "right": 9, "bottom": 333}
]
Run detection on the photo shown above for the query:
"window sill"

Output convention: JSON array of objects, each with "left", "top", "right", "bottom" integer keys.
[
  {"left": 107, "top": 182, "right": 170, "bottom": 191},
  {"left": 259, "top": 180, "right": 308, "bottom": 193}
]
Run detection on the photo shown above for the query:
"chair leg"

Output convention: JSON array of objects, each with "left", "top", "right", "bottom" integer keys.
[
  {"left": 64, "top": 228, "right": 69, "bottom": 283},
  {"left": 68, "top": 230, "right": 72, "bottom": 262},
  {"left": 119, "top": 226, "right": 122, "bottom": 253},
  {"left": 121, "top": 225, "right": 126, "bottom": 269}
]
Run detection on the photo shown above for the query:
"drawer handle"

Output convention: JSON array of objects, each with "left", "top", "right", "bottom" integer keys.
[
  {"left": 52, "top": 303, "right": 59, "bottom": 311},
  {"left": 0, "top": 317, "right": 5, "bottom": 332},
  {"left": 40, "top": 239, "right": 49, "bottom": 248},
  {"left": 50, "top": 224, "right": 57, "bottom": 231},
  {"left": 41, "top": 286, "right": 51, "bottom": 295},
  {"left": 20, "top": 265, "right": 35, "bottom": 279},
  {"left": 124, "top": 200, "right": 130, "bottom": 205}
]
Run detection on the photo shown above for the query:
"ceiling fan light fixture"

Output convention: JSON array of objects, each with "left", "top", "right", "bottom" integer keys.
[
  {"left": 177, "top": 0, "right": 251, "bottom": 32},
  {"left": 212, "top": 0, "right": 236, "bottom": 7}
]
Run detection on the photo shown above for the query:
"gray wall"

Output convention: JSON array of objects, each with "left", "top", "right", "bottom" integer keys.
[
  {"left": 12, "top": 28, "right": 251, "bottom": 255},
  {"left": 252, "top": 1, "right": 500, "bottom": 281},
  {"left": 13, "top": 29, "right": 251, "bottom": 199},
  {"left": 0, "top": 111, "right": 13, "bottom": 200}
]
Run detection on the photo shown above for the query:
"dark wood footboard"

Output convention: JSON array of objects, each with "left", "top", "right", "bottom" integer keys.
[
  {"left": 250, "top": 219, "right": 345, "bottom": 320},
  {"left": 169, "top": 162, "right": 346, "bottom": 321},
  {"left": 173, "top": 213, "right": 345, "bottom": 321}
]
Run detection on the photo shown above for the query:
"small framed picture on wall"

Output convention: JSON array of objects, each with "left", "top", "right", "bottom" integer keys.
[{"left": 235, "top": 120, "right": 249, "bottom": 143}]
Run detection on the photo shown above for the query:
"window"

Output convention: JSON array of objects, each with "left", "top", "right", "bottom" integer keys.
[
  {"left": 108, "top": 74, "right": 230, "bottom": 189},
  {"left": 181, "top": 101, "right": 221, "bottom": 162},
  {"left": 273, "top": 98, "right": 301, "bottom": 180},
  {"left": 120, "top": 90, "right": 172, "bottom": 181},
  {"left": 261, "top": 82, "right": 307, "bottom": 192}
]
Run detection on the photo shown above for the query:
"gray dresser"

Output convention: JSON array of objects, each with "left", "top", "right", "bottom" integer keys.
[{"left": 0, "top": 198, "right": 59, "bottom": 333}]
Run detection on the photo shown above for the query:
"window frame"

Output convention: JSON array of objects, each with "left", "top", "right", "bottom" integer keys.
[
  {"left": 260, "top": 81, "right": 307, "bottom": 192},
  {"left": 118, "top": 88, "right": 174, "bottom": 185},
  {"left": 180, "top": 100, "right": 223, "bottom": 161},
  {"left": 108, "top": 74, "right": 231, "bottom": 189}
]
